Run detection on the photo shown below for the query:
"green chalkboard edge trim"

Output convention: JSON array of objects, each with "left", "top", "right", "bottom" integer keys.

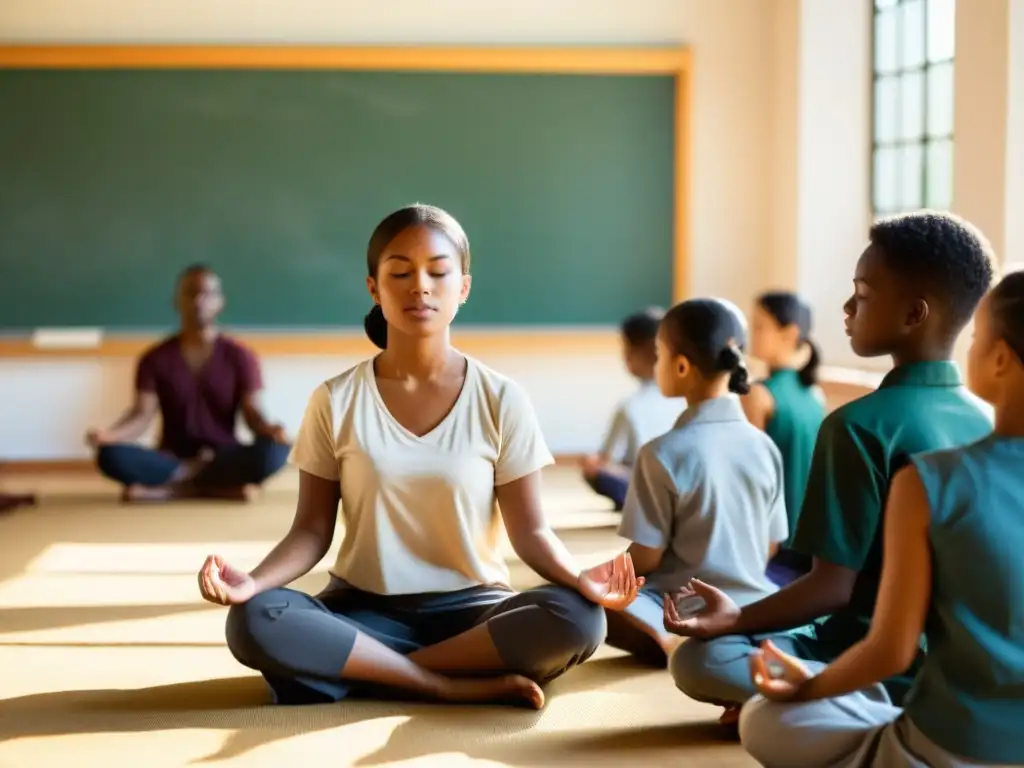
[
  {"left": 0, "top": 327, "right": 623, "bottom": 358},
  {"left": 0, "top": 43, "right": 693, "bottom": 303}
]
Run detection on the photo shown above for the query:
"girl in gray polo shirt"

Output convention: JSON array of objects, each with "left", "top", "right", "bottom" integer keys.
[{"left": 606, "top": 298, "right": 788, "bottom": 669}]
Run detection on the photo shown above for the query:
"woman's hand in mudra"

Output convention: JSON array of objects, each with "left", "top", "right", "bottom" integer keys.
[
  {"left": 198, "top": 554, "right": 257, "bottom": 606},
  {"left": 577, "top": 551, "right": 644, "bottom": 610}
]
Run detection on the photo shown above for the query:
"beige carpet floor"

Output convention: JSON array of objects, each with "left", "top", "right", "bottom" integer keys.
[{"left": 0, "top": 467, "right": 755, "bottom": 767}]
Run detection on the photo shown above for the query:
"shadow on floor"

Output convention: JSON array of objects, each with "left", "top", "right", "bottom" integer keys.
[{"left": 0, "top": 656, "right": 741, "bottom": 765}]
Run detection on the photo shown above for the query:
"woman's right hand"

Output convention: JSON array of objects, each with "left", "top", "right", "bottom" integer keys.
[{"left": 198, "top": 554, "right": 257, "bottom": 605}]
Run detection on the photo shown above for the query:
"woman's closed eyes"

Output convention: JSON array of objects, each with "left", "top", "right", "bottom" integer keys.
[{"left": 390, "top": 272, "right": 451, "bottom": 280}]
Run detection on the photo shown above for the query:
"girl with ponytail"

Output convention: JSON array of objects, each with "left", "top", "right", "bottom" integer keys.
[
  {"left": 608, "top": 298, "right": 789, "bottom": 670},
  {"left": 745, "top": 291, "right": 827, "bottom": 585}
]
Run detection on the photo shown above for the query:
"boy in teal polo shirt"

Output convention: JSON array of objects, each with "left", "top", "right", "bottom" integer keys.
[
  {"left": 739, "top": 268, "right": 1024, "bottom": 768},
  {"left": 664, "top": 211, "right": 996, "bottom": 727}
]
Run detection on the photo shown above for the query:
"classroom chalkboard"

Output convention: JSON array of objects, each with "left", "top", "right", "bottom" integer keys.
[{"left": 0, "top": 68, "right": 675, "bottom": 330}]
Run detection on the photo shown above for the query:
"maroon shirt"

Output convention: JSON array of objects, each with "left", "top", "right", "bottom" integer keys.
[{"left": 135, "top": 335, "right": 263, "bottom": 459}]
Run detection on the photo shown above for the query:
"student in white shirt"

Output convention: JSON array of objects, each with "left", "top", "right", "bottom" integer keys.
[
  {"left": 196, "top": 204, "right": 644, "bottom": 708},
  {"left": 581, "top": 308, "right": 684, "bottom": 510},
  {"left": 606, "top": 298, "right": 788, "bottom": 670}
]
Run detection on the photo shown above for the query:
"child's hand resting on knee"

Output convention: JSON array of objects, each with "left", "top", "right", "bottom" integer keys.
[
  {"left": 749, "top": 639, "right": 813, "bottom": 701},
  {"left": 662, "top": 578, "right": 739, "bottom": 638},
  {"left": 198, "top": 554, "right": 257, "bottom": 605}
]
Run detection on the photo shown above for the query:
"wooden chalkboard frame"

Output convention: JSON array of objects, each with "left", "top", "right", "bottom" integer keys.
[{"left": 0, "top": 44, "right": 691, "bottom": 358}]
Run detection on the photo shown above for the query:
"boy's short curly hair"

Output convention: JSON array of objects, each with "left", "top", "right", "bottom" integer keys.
[{"left": 869, "top": 211, "right": 995, "bottom": 335}]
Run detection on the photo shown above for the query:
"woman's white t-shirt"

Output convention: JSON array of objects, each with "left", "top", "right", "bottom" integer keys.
[{"left": 289, "top": 356, "right": 555, "bottom": 595}]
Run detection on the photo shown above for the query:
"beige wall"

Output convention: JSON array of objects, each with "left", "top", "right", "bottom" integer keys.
[
  {"left": 794, "top": 0, "right": 873, "bottom": 369},
  {"left": 1006, "top": 0, "right": 1024, "bottom": 268},
  {"left": 768, "top": 0, "right": 801, "bottom": 292},
  {"left": 953, "top": 0, "right": 1024, "bottom": 270},
  {"left": 761, "top": 0, "right": 874, "bottom": 370}
]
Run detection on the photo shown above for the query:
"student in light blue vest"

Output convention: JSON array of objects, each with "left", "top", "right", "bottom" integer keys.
[{"left": 738, "top": 270, "right": 1024, "bottom": 767}]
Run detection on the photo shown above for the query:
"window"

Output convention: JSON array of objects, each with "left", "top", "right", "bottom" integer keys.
[{"left": 872, "top": 0, "right": 955, "bottom": 216}]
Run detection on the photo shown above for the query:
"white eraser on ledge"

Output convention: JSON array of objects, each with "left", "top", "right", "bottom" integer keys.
[{"left": 31, "top": 328, "right": 104, "bottom": 349}]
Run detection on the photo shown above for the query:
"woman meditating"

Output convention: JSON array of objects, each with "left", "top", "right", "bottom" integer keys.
[{"left": 196, "top": 204, "right": 642, "bottom": 708}]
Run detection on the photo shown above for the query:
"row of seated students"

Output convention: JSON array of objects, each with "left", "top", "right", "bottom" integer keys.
[
  {"left": 582, "top": 210, "right": 1020, "bottom": 767},
  {"left": 66, "top": 203, "right": 1021, "bottom": 767},
  {"left": 581, "top": 292, "right": 825, "bottom": 587}
]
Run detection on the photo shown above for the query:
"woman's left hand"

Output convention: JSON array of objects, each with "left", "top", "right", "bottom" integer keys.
[
  {"left": 749, "top": 639, "right": 814, "bottom": 701},
  {"left": 577, "top": 552, "right": 644, "bottom": 610}
]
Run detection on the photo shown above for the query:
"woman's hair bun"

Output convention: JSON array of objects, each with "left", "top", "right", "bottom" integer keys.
[{"left": 364, "top": 304, "right": 387, "bottom": 350}]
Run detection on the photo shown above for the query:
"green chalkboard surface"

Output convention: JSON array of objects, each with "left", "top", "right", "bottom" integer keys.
[{"left": 0, "top": 69, "right": 675, "bottom": 330}]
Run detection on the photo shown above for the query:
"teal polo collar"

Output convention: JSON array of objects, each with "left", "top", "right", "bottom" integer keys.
[{"left": 880, "top": 361, "right": 962, "bottom": 388}]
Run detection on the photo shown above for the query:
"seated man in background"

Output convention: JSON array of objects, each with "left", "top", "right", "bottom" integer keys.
[{"left": 86, "top": 264, "right": 290, "bottom": 502}]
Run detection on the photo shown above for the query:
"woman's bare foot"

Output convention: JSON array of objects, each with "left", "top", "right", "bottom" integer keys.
[
  {"left": 170, "top": 452, "right": 213, "bottom": 486},
  {"left": 121, "top": 484, "right": 184, "bottom": 503},
  {"left": 440, "top": 674, "right": 545, "bottom": 709}
]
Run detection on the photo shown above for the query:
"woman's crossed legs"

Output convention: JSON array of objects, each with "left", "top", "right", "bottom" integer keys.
[{"left": 225, "top": 580, "right": 607, "bottom": 708}]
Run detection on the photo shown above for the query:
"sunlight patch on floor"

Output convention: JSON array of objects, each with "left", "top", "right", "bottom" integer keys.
[
  {"left": 24, "top": 541, "right": 287, "bottom": 574},
  {"left": 0, "top": 468, "right": 753, "bottom": 767}
]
